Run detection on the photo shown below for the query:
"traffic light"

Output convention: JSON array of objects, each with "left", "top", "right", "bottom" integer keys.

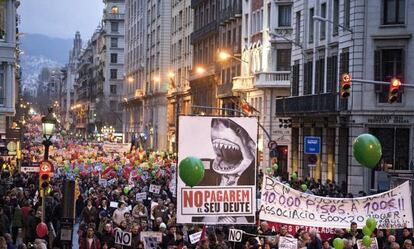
[
  {"left": 340, "top": 73, "right": 351, "bottom": 98},
  {"left": 39, "top": 161, "right": 52, "bottom": 194},
  {"left": 388, "top": 78, "right": 401, "bottom": 103}
]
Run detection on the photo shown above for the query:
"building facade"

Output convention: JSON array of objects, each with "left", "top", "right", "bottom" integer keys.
[
  {"left": 167, "top": 0, "right": 193, "bottom": 152},
  {"left": 0, "top": 0, "right": 19, "bottom": 137},
  {"left": 276, "top": 0, "right": 414, "bottom": 193},
  {"left": 235, "top": 0, "right": 292, "bottom": 169}
]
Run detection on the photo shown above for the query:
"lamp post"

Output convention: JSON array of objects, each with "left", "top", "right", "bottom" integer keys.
[{"left": 41, "top": 107, "right": 57, "bottom": 161}]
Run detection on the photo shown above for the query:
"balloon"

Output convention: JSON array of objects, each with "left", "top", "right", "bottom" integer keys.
[
  {"left": 353, "top": 134, "right": 382, "bottom": 168},
  {"left": 73, "top": 168, "right": 80, "bottom": 174},
  {"left": 123, "top": 186, "right": 130, "bottom": 195},
  {"left": 272, "top": 163, "right": 279, "bottom": 171},
  {"left": 362, "top": 226, "right": 372, "bottom": 236},
  {"left": 291, "top": 172, "right": 298, "bottom": 181},
  {"left": 36, "top": 222, "right": 48, "bottom": 238},
  {"left": 179, "top": 156, "right": 205, "bottom": 187},
  {"left": 152, "top": 170, "right": 156, "bottom": 177},
  {"left": 366, "top": 218, "right": 377, "bottom": 231},
  {"left": 266, "top": 167, "right": 274, "bottom": 175},
  {"left": 301, "top": 184, "right": 307, "bottom": 192},
  {"left": 362, "top": 235, "right": 372, "bottom": 247},
  {"left": 333, "top": 238, "right": 344, "bottom": 249}
]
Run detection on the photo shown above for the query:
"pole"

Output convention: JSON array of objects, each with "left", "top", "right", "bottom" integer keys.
[
  {"left": 352, "top": 78, "right": 414, "bottom": 88},
  {"left": 41, "top": 189, "right": 46, "bottom": 222}
]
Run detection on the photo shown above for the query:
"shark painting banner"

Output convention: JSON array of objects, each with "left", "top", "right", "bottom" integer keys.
[
  {"left": 260, "top": 176, "right": 413, "bottom": 229},
  {"left": 177, "top": 116, "right": 258, "bottom": 224}
]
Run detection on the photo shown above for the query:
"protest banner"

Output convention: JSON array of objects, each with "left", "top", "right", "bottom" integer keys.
[
  {"left": 99, "top": 178, "right": 108, "bottom": 187},
  {"left": 189, "top": 231, "right": 202, "bottom": 244},
  {"left": 279, "top": 237, "right": 298, "bottom": 249},
  {"left": 115, "top": 229, "right": 132, "bottom": 246},
  {"left": 102, "top": 143, "right": 130, "bottom": 154},
  {"left": 228, "top": 229, "right": 243, "bottom": 242},
  {"left": 357, "top": 238, "right": 378, "bottom": 249},
  {"left": 266, "top": 221, "right": 335, "bottom": 241},
  {"left": 177, "top": 116, "right": 257, "bottom": 224},
  {"left": 140, "top": 231, "right": 162, "bottom": 249},
  {"left": 260, "top": 176, "right": 413, "bottom": 229},
  {"left": 136, "top": 192, "right": 147, "bottom": 202},
  {"left": 149, "top": 184, "right": 161, "bottom": 194}
]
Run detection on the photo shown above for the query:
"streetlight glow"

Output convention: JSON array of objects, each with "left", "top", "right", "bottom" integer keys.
[
  {"left": 127, "top": 76, "right": 134, "bottom": 83},
  {"left": 153, "top": 76, "right": 161, "bottom": 82},
  {"left": 195, "top": 66, "right": 206, "bottom": 75},
  {"left": 218, "top": 51, "right": 231, "bottom": 61},
  {"left": 168, "top": 71, "right": 175, "bottom": 79}
]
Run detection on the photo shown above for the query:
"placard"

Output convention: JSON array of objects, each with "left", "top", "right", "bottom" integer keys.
[
  {"left": 136, "top": 192, "right": 147, "bottom": 202},
  {"left": 228, "top": 229, "right": 243, "bottom": 242},
  {"left": 115, "top": 229, "right": 132, "bottom": 246},
  {"left": 260, "top": 176, "right": 413, "bottom": 229},
  {"left": 279, "top": 237, "right": 298, "bottom": 249},
  {"left": 140, "top": 231, "right": 162, "bottom": 249},
  {"left": 177, "top": 116, "right": 257, "bottom": 224},
  {"left": 189, "top": 231, "right": 202, "bottom": 244},
  {"left": 149, "top": 184, "right": 161, "bottom": 194},
  {"left": 357, "top": 238, "right": 378, "bottom": 249}
]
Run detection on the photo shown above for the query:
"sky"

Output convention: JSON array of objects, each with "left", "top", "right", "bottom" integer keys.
[{"left": 18, "top": 0, "right": 104, "bottom": 39}]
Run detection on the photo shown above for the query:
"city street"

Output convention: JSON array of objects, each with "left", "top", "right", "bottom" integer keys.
[{"left": 0, "top": 0, "right": 414, "bottom": 249}]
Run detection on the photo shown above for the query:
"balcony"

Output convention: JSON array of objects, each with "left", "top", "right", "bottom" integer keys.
[
  {"left": 104, "top": 13, "right": 125, "bottom": 20},
  {"left": 232, "top": 76, "right": 254, "bottom": 92},
  {"left": 275, "top": 93, "right": 339, "bottom": 116},
  {"left": 219, "top": 3, "right": 242, "bottom": 24},
  {"left": 191, "top": 20, "right": 218, "bottom": 44},
  {"left": 254, "top": 71, "right": 290, "bottom": 88},
  {"left": 217, "top": 83, "right": 234, "bottom": 98}
]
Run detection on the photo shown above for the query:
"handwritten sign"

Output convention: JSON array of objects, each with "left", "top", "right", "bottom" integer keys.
[
  {"left": 260, "top": 177, "right": 413, "bottom": 229},
  {"left": 136, "top": 192, "right": 147, "bottom": 202},
  {"left": 189, "top": 231, "right": 202, "bottom": 244},
  {"left": 228, "top": 229, "right": 243, "bottom": 242},
  {"left": 357, "top": 238, "right": 378, "bottom": 249},
  {"left": 149, "top": 184, "right": 161, "bottom": 194},
  {"left": 279, "top": 237, "right": 298, "bottom": 249},
  {"left": 140, "top": 231, "right": 162, "bottom": 249},
  {"left": 115, "top": 229, "right": 132, "bottom": 246}
]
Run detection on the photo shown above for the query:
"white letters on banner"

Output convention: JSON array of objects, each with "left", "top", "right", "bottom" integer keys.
[
  {"left": 149, "top": 184, "right": 161, "bottom": 194},
  {"left": 228, "top": 229, "right": 243, "bottom": 242},
  {"left": 177, "top": 116, "right": 258, "bottom": 224},
  {"left": 357, "top": 238, "right": 378, "bottom": 249},
  {"left": 260, "top": 176, "right": 413, "bottom": 229},
  {"left": 115, "top": 229, "right": 132, "bottom": 246},
  {"left": 189, "top": 231, "right": 202, "bottom": 244},
  {"left": 279, "top": 237, "right": 298, "bottom": 249}
]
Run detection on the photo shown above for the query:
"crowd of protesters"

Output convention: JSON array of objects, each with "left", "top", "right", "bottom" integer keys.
[{"left": 0, "top": 116, "right": 413, "bottom": 249}]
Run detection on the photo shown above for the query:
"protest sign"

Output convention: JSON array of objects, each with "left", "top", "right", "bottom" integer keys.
[
  {"left": 357, "top": 238, "right": 378, "bottom": 249},
  {"left": 140, "top": 231, "right": 162, "bottom": 249},
  {"left": 149, "top": 184, "right": 161, "bottom": 194},
  {"left": 260, "top": 176, "right": 413, "bottom": 229},
  {"left": 115, "top": 229, "right": 132, "bottom": 246},
  {"left": 136, "top": 192, "right": 147, "bottom": 202},
  {"left": 110, "top": 201, "right": 118, "bottom": 208},
  {"left": 102, "top": 143, "right": 130, "bottom": 154},
  {"left": 228, "top": 229, "right": 243, "bottom": 242},
  {"left": 99, "top": 179, "right": 108, "bottom": 187},
  {"left": 279, "top": 237, "right": 298, "bottom": 249},
  {"left": 189, "top": 231, "right": 202, "bottom": 244},
  {"left": 177, "top": 116, "right": 257, "bottom": 224},
  {"left": 266, "top": 221, "right": 335, "bottom": 241}
]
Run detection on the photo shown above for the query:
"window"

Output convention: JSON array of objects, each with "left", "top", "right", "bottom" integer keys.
[
  {"left": 267, "top": 3, "right": 271, "bottom": 28},
  {"left": 0, "top": 2, "right": 5, "bottom": 40},
  {"left": 0, "top": 64, "right": 4, "bottom": 105},
  {"left": 295, "top": 11, "right": 301, "bottom": 43},
  {"left": 344, "top": 0, "right": 350, "bottom": 28},
  {"left": 110, "top": 53, "right": 118, "bottom": 63},
  {"left": 326, "top": 55, "right": 338, "bottom": 93},
  {"left": 111, "top": 38, "right": 118, "bottom": 48},
  {"left": 375, "top": 49, "right": 404, "bottom": 103},
  {"left": 111, "top": 6, "right": 119, "bottom": 14},
  {"left": 110, "top": 85, "right": 117, "bottom": 94},
  {"left": 292, "top": 60, "right": 300, "bottom": 96},
  {"left": 245, "top": 14, "right": 249, "bottom": 36},
  {"left": 309, "top": 8, "right": 314, "bottom": 43},
  {"left": 320, "top": 3, "right": 326, "bottom": 40},
  {"left": 383, "top": 0, "right": 405, "bottom": 24},
  {"left": 111, "top": 22, "right": 119, "bottom": 32},
  {"left": 278, "top": 5, "right": 291, "bottom": 27},
  {"left": 277, "top": 49, "right": 291, "bottom": 71},
  {"left": 110, "top": 69, "right": 117, "bottom": 79},
  {"left": 303, "top": 60, "right": 313, "bottom": 95},
  {"left": 333, "top": 0, "right": 339, "bottom": 36},
  {"left": 110, "top": 100, "right": 117, "bottom": 112}
]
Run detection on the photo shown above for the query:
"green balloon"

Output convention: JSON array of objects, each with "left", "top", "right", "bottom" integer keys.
[
  {"left": 266, "top": 167, "right": 274, "bottom": 175},
  {"left": 333, "top": 238, "right": 344, "bottom": 249},
  {"left": 272, "top": 163, "right": 279, "bottom": 171},
  {"left": 152, "top": 170, "right": 156, "bottom": 177},
  {"left": 123, "top": 186, "right": 130, "bottom": 194},
  {"left": 362, "top": 235, "right": 372, "bottom": 247},
  {"left": 301, "top": 184, "right": 308, "bottom": 192},
  {"left": 73, "top": 168, "right": 80, "bottom": 174},
  {"left": 291, "top": 172, "right": 298, "bottom": 181},
  {"left": 353, "top": 134, "right": 382, "bottom": 168},
  {"left": 362, "top": 226, "right": 372, "bottom": 236},
  {"left": 179, "top": 156, "right": 205, "bottom": 187},
  {"left": 366, "top": 218, "right": 377, "bottom": 231}
]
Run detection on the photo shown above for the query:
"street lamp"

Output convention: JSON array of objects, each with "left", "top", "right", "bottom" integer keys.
[
  {"left": 195, "top": 66, "right": 206, "bottom": 75},
  {"left": 41, "top": 107, "right": 57, "bottom": 161},
  {"left": 217, "top": 50, "right": 249, "bottom": 64}
]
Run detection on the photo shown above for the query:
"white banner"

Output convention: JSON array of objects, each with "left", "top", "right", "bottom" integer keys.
[
  {"left": 260, "top": 176, "right": 413, "bottom": 229},
  {"left": 177, "top": 116, "right": 257, "bottom": 225},
  {"left": 21, "top": 166, "right": 39, "bottom": 173},
  {"left": 136, "top": 192, "right": 147, "bottom": 202}
]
